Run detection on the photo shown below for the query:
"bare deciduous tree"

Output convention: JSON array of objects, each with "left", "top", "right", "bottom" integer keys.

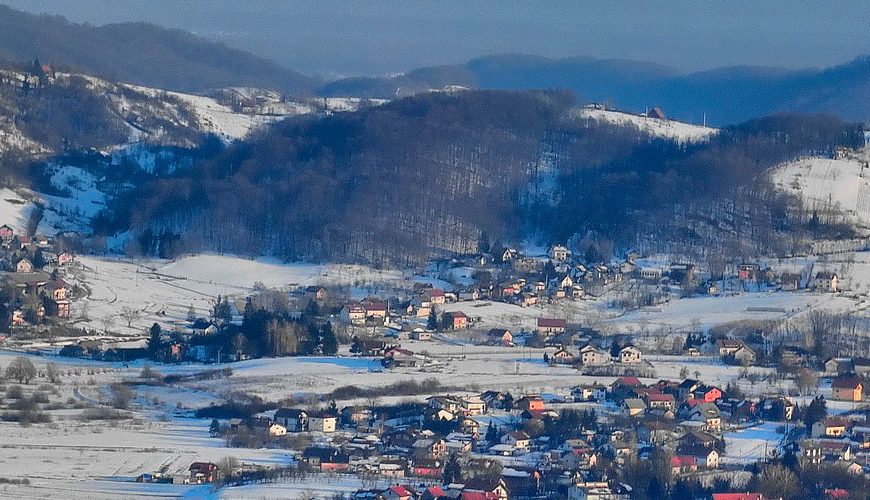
[
  {"left": 6, "top": 356, "right": 36, "bottom": 384},
  {"left": 120, "top": 307, "right": 140, "bottom": 328}
]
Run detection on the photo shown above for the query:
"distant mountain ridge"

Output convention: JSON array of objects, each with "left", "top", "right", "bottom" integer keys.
[
  {"left": 321, "top": 54, "right": 870, "bottom": 125},
  {"left": 0, "top": 4, "right": 315, "bottom": 94},
  {"left": 3, "top": 3, "right": 870, "bottom": 125}
]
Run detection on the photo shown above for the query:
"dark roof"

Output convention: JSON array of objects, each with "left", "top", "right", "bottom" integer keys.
[
  {"left": 302, "top": 446, "right": 348, "bottom": 463},
  {"left": 537, "top": 318, "right": 566, "bottom": 328},
  {"left": 832, "top": 375, "right": 863, "bottom": 390},
  {"left": 463, "top": 475, "right": 506, "bottom": 493},
  {"left": 274, "top": 408, "right": 306, "bottom": 419}
]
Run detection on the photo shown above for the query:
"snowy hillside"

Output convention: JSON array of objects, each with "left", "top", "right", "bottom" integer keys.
[
  {"left": 33, "top": 164, "right": 106, "bottom": 235},
  {"left": 0, "top": 188, "right": 36, "bottom": 233},
  {"left": 770, "top": 148, "right": 870, "bottom": 225},
  {"left": 574, "top": 107, "right": 717, "bottom": 143},
  {"left": 127, "top": 84, "right": 314, "bottom": 141}
]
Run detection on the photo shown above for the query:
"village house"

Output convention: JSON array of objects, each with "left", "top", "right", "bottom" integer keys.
[
  {"left": 308, "top": 412, "right": 337, "bottom": 433},
  {"left": 646, "top": 392, "right": 676, "bottom": 412},
  {"left": 427, "top": 288, "right": 446, "bottom": 305},
  {"left": 622, "top": 398, "right": 646, "bottom": 417},
  {"left": 412, "top": 329, "right": 432, "bottom": 341},
  {"left": 461, "top": 476, "right": 509, "bottom": 500},
  {"left": 412, "top": 459, "right": 443, "bottom": 478},
  {"left": 413, "top": 437, "right": 448, "bottom": 459},
  {"left": 639, "top": 267, "right": 662, "bottom": 281},
  {"left": 188, "top": 462, "right": 218, "bottom": 484},
  {"left": 487, "top": 328, "right": 513, "bottom": 346},
  {"left": 549, "top": 244, "right": 570, "bottom": 262},
  {"left": 824, "top": 357, "right": 855, "bottom": 375},
  {"left": 502, "top": 430, "right": 531, "bottom": 453},
  {"left": 552, "top": 347, "right": 575, "bottom": 364},
  {"left": 364, "top": 301, "right": 388, "bottom": 321},
  {"left": 780, "top": 272, "right": 801, "bottom": 291},
  {"left": 302, "top": 447, "right": 349, "bottom": 472},
  {"left": 670, "top": 455, "right": 697, "bottom": 476},
  {"left": 461, "top": 396, "right": 486, "bottom": 416},
  {"left": 57, "top": 251, "right": 74, "bottom": 266},
  {"left": 618, "top": 345, "right": 642, "bottom": 363},
  {"left": 813, "top": 271, "right": 839, "bottom": 292},
  {"left": 536, "top": 317, "right": 567, "bottom": 335},
  {"left": 572, "top": 384, "right": 606, "bottom": 402},
  {"left": 15, "top": 258, "right": 33, "bottom": 273},
  {"left": 449, "top": 311, "right": 469, "bottom": 329},
  {"left": 267, "top": 422, "right": 287, "bottom": 436},
  {"left": 45, "top": 278, "right": 68, "bottom": 300},
  {"left": 55, "top": 299, "right": 71, "bottom": 318},
  {"left": 812, "top": 418, "right": 849, "bottom": 438},
  {"left": 737, "top": 263, "right": 759, "bottom": 281},
  {"left": 831, "top": 375, "right": 863, "bottom": 402},
  {"left": 274, "top": 408, "right": 308, "bottom": 432},
  {"left": 480, "top": 391, "right": 513, "bottom": 410},
  {"left": 340, "top": 406, "right": 373, "bottom": 429},
  {"left": 0, "top": 224, "right": 13, "bottom": 242},
  {"left": 687, "top": 403, "right": 722, "bottom": 432},
  {"left": 341, "top": 304, "right": 367, "bottom": 325},
  {"left": 383, "top": 347, "right": 426, "bottom": 368},
  {"left": 304, "top": 285, "right": 327, "bottom": 300},
  {"left": 850, "top": 426, "right": 870, "bottom": 449},
  {"left": 515, "top": 395, "right": 545, "bottom": 413},
  {"left": 579, "top": 344, "right": 609, "bottom": 366},
  {"left": 796, "top": 441, "right": 823, "bottom": 465},
  {"left": 428, "top": 395, "right": 463, "bottom": 414},
  {"left": 716, "top": 339, "right": 746, "bottom": 357}
]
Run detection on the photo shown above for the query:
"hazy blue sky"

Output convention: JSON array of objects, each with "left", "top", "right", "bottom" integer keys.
[{"left": 4, "top": 1, "right": 869, "bottom": 77}]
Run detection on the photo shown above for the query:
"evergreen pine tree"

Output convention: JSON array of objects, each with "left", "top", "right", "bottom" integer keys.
[
  {"left": 321, "top": 321, "right": 338, "bottom": 355},
  {"left": 442, "top": 453, "right": 461, "bottom": 484},
  {"left": 147, "top": 323, "right": 162, "bottom": 360},
  {"left": 485, "top": 422, "right": 498, "bottom": 444},
  {"left": 427, "top": 307, "right": 438, "bottom": 330},
  {"left": 209, "top": 419, "right": 221, "bottom": 436}
]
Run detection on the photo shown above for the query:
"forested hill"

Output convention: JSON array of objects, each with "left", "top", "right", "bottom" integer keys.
[
  {"left": 98, "top": 90, "right": 864, "bottom": 264},
  {"left": 0, "top": 5, "right": 315, "bottom": 94},
  {"left": 321, "top": 54, "right": 870, "bottom": 125}
]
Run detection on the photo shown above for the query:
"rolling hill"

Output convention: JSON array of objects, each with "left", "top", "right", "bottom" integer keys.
[
  {"left": 0, "top": 4, "right": 315, "bottom": 94},
  {"left": 322, "top": 54, "right": 870, "bottom": 125}
]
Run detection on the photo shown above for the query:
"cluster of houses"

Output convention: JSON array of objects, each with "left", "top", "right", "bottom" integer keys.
[
  {"left": 188, "top": 365, "right": 868, "bottom": 499},
  {"left": 0, "top": 224, "right": 76, "bottom": 329}
]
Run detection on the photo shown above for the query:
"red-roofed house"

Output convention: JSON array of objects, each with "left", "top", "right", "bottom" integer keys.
[
  {"left": 188, "top": 462, "right": 218, "bottom": 483},
  {"left": 428, "top": 288, "right": 446, "bottom": 305},
  {"left": 424, "top": 485, "right": 447, "bottom": 499},
  {"left": 451, "top": 311, "right": 469, "bottom": 329},
  {"left": 647, "top": 392, "right": 676, "bottom": 411},
  {"left": 712, "top": 495, "right": 765, "bottom": 500},
  {"left": 670, "top": 455, "right": 697, "bottom": 476},
  {"left": 385, "top": 485, "right": 414, "bottom": 500},
  {"left": 0, "top": 224, "right": 13, "bottom": 241},
  {"left": 515, "top": 395, "right": 545, "bottom": 412},
  {"left": 536, "top": 317, "right": 566, "bottom": 335}
]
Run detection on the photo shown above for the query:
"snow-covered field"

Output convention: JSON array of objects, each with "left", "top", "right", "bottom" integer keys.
[
  {"left": 721, "top": 422, "right": 784, "bottom": 465},
  {"left": 0, "top": 188, "right": 36, "bottom": 234},
  {"left": 574, "top": 108, "right": 717, "bottom": 143},
  {"left": 61, "top": 255, "right": 409, "bottom": 335},
  {"left": 610, "top": 290, "right": 856, "bottom": 333},
  {"left": 165, "top": 91, "right": 290, "bottom": 140},
  {"left": 770, "top": 150, "right": 870, "bottom": 226}
]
